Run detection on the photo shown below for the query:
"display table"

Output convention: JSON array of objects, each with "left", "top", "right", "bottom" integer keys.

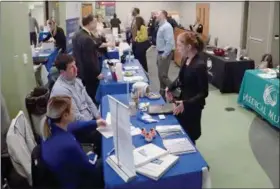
[
  {"left": 203, "top": 51, "right": 255, "bottom": 93},
  {"left": 38, "top": 31, "right": 50, "bottom": 43},
  {"left": 32, "top": 49, "right": 53, "bottom": 65},
  {"left": 238, "top": 70, "right": 280, "bottom": 129},
  {"left": 95, "top": 59, "right": 148, "bottom": 104},
  {"left": 101, "top": 94, "right": 209, "bottom": 189}
]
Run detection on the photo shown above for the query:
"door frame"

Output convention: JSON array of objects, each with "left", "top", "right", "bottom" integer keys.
[
  {"left": 196, "top": 3, "right": 210, "bottom": 39},
  {"left": 246, "top": 2, "right": 275, "bottom": 53},
  {"left": 81, "top": 3, "right": 93, "bottom": 17}
]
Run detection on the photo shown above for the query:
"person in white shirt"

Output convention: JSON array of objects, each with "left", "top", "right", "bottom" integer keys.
[{"left": 96, "top": 14, "right": 106, "bottom": 35}]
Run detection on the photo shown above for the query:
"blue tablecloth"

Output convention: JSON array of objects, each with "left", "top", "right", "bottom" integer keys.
[
  {"left": 96, "top": 59, "right": 148, "bottom": 104},
  {"left": 38, "top": 31, "right": 50, "bottom": 42},
  {"left": 101, "top": 94, "right": 208, "bottom": 189},
  {"left": 238, "top": 70, "right": 280, "bottom": 128}
]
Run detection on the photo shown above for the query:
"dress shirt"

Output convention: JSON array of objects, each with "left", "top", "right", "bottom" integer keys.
[
  {"left": 156, "top": 20, "right": 175, "bottom": 58},
  {"left": 50, "top": 75, "right": 100, "bottom": 121}
]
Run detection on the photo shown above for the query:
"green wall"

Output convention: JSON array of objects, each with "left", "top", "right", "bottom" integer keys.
[{"left": 0, "top": 2, "right": 36, "bottom": 118}]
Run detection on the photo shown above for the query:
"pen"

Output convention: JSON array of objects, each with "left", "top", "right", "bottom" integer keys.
[{"left": 107, "top": 148, "right": 115, "bottom": 156}]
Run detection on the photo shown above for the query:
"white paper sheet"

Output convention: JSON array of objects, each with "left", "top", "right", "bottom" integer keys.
[
  {"left": 163, "top": 138, "right": 196, "bottom": 155},
  {"left": 98, "top": 113, "right": 141, "bottom": 138}
]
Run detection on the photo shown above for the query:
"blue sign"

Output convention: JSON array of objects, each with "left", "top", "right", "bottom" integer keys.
[{"left": 66, "top": 17, "right": 80, "bottom": 52}]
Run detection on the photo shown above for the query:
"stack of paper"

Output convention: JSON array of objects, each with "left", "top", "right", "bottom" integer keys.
[
  {"left": 133, "top": 143, "right": 168, "bottom": 168},
  {"left": 124, "top": 66, "right": 139, "bottom": 71},
  {"left": 123, "top": 76, "right": 144, "bottom": 82},
  {"left": 156, "top": 125, "right": 185, "bottom": 138},
  {"left": 136, "top": 154, "right": 179, "bottom": 181},
  {"left": 97, "top": 113, "right": 141, "bottom": 138},
  {"left": 162, "top": 138, "right": 196, "bottom": 155}
]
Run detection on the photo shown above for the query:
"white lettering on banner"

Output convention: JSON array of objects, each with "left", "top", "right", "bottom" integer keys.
[
  {"left": 263, "top": 85, "right": 278, "bottom": 107},
  {"left": 243, "top": 93, "right": 279, "bottom": 125},
  {"left": 268, "top": 110, "right": 280, "bottom": 124},
  {"left": 207, "top": 58, "right": 213, "bottom": 76},
  {"left": 243, "top": 94, "right": 266, "bottom": 115}
]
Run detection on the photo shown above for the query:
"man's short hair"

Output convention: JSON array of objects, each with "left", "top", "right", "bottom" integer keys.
[
  {"left": 82, "top": 14, "right": 94, "bottom": 26},
  {"left": 161, "top": 10, "right": 168, "bottom": 18},
  {"left": 134, "top": 8, "right": 140, "bottom": 14},
  {"left": 55, "top": 54, "right": 74, "bottom": 71}
]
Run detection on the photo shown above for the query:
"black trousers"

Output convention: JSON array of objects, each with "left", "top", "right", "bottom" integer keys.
[
  {"left": 134, "top": 40, "right": 151, "bottom": 73},
  {"left": 176, "top": 106, "right": 203, "bottom": 145},
  {"left": 30, "top": 32, "right": 37, "bottom": 46},
  {"left": 73, "top": 130, "right": 102, "bottom": 158},
  {"left": 84, "top": 80, "right": 100, "bottom": 107}
]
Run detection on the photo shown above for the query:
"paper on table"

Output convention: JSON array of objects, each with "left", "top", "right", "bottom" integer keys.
[
  {"left": 124, "top": 66, "right": 139, "bottom": 71},
  {"left": 162, "top": 138, "right": 196, "bottom": 155},
  {"left": 97, "top": 113, "right": 141, "bottom": 138},
  {"left": 123, "top": 76, "right": 144, "bottom": 82},
  {"left": 206, "top": 50, "right": 214, "bottom": 54}
]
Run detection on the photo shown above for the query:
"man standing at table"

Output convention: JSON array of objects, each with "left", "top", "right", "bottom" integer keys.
[
  {"left": 156, "top": 10, "right": 175, "bottom": 99},
  {"left": 29, "top": 12, "right": 39, "bottom": 46},
  {"left": 72, "top": 14, "right": 103, "bottom": 106}
]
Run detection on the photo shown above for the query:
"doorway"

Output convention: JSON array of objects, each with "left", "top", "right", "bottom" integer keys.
[
  {"left": 246, "top": 2, "right": 274, "bottom": 66},
  {"left": 196, "top": 3, "right": 210, "bottom": 40},
  {"left": 82, "top": 3, "right": 93, "bottom": 17}
]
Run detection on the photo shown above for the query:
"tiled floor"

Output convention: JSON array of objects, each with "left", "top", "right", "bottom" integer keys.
[{"left": 146, "top": 48, "right": 279, "bottom": 188}]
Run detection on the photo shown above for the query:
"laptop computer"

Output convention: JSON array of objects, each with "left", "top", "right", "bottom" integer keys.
[{"left": 147, "top": 104, "right": 174, "bottom": 115}]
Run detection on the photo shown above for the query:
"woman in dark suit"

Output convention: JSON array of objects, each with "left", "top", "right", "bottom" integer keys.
[
  {"left": 43, "top": 19, "right": 67, "bottom": 53},
  {"left": 166, "top": 31, "right": 208, "bottom": 145},
  {"left": 42, "top": 96, "right": 107, "bottom": 189}
]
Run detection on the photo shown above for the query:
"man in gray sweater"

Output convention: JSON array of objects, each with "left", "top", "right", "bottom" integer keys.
[
  {"left": 50, "top": 54, "right": 101, "bottom": 121},
  {"left": 29, "top": 12, "right": 39, "bottom": 46}
]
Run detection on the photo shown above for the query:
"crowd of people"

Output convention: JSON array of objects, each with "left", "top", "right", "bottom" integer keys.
[{"left": 24, "top": 7, "right": 210, "bottom": 189}]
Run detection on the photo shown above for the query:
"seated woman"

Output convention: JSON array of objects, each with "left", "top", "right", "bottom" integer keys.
[
  {"left": 134, "top": 16, "right": 151, "bottom": 72},
  {"left": 257, "top": 54, "right": 273, "bottom": 69},
  {"left": 42, "top": 96, "right": 106, "bottom": 189},
  {"left": 166, "top": 31, "right": 208, "bottom": 145},
  {"left": 42, "top": 18, "right": 67, "bottom": 53}
]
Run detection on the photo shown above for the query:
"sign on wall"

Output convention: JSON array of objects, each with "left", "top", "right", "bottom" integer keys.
[
  {"left": 66, "top": 17, "right": 80, "bottom": 52},
  {"left": 66, "top": 2, "right": 81, "bottom": 19},
  {"left": 65, "top": 2, "right": 81, "bottom": 52}
]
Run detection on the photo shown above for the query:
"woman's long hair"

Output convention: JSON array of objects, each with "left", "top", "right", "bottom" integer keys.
[
  {"left": 43, "top": 96, "right": 72, "bottom": 139},
  {"left": 135, "top": 16, "right": 145, "bottom": 31}
]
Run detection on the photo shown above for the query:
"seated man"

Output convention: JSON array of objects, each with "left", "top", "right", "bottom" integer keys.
[{"left": 50, "top": 54, "right": 101, "bottom": 121}]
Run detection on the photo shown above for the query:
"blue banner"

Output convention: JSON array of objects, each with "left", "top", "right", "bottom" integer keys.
[{"left": 66, "top": 17, "right": 80, "bottom": 53}]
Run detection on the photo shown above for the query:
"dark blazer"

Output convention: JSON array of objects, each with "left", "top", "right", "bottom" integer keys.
[
  {"left": 169, "top": 54, "right": 208, "bottom": 108},
  {"left": 72, "top": 29, "right": 100, "bottom": 84},
  {"left": 43, "top": 26, "right": 66, "bottom": 53},
  {"left": 110, "top": 18, "right": 121, "bottom": 33}
]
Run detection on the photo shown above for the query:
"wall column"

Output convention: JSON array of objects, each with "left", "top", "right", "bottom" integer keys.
[{"left": 0, "top": 2, "right": 36, "bottom": 117}]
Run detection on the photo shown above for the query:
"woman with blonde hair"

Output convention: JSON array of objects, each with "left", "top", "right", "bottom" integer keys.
[
  {"left": 42, "top": 18, "right": 67, "bottom": 52},
  {"left": 42, "top": 96, "right": 106, "bottom": 189},
  {"left": 165, "top": 31, "right": 208, "bottom": 145}
]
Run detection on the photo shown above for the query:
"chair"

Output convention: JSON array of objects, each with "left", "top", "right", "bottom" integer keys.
[
  {"left": 31, "top": 145, "right": 61, "bottom": 189},
  {"left": 6, "top": 111, "right": 37, "bottom": 186}
]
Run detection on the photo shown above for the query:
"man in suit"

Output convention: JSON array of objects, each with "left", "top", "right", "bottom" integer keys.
[{"left": 72, "top": 14, "right": 103, "bottom": 106}]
